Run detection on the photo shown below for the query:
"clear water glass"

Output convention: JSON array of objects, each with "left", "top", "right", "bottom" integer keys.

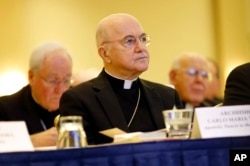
[
  {"left": 162, "top": 109, "right": 193, "bottom": 139},
  {"left": 56, "top": 116, "right": 87, "bottom": 149}
]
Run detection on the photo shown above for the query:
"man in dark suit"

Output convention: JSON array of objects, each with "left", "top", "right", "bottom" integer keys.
[
  {"left": 60, "top": 13, "right": 183, "bottom": 145},
  {"left": 0, "top": 41, "right": 73, "bottom": 147},
  {"left": 223, "top": 62, "right": 250, "bottom": 105}
]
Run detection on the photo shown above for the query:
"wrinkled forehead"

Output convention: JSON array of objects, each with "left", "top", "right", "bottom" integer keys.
[
  {"left": 103, "top": 14, "right": 144, "bottom": 39},
  {"left": 181, "top": 57, "right": 208, "bottom": 70}
]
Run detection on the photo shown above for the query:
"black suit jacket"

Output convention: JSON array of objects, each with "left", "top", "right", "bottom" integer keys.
[
  {"left": 223, "top": 62, "right": 250, "bottom": 105},
  {"left": 0, "top": 85, "right": 59, "bottom": 134},
  {"left": 60, "top": 70, "right": 183, "bottom": 144}
]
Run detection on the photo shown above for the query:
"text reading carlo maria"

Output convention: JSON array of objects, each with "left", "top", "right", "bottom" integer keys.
[{"left": 204, "top": 109, "right": 250, "bottom": 130}]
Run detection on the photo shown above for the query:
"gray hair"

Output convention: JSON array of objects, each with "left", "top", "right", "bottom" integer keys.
[
  {"left": 171, "top": 51, "right": 207, "bottom": 70},
  {"left": 29, "top": 41, "right": 72, "bottom": 72}
]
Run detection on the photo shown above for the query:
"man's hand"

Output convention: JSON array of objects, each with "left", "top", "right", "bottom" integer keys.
[{"left": 30, "top": 127, "right": 58, "bottom": 147}]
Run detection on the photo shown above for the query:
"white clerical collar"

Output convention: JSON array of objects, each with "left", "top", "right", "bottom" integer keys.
[
  {"left": 123, "top": 80, "right": 135, "bottom": 89},
  {"left": 105, "top": 69, "right": 138, "bottom": 89}
]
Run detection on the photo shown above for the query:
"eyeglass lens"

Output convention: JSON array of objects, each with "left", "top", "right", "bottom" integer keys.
[
  {"left": 186, "top": 68, "right": 208, "bottom": 78},
  {"left": 123, "top": 34, "right": 150, "bottom": 47}
]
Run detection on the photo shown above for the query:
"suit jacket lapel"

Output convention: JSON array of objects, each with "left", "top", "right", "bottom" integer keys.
[
  {"left": 23, "top": 86, "right": 47, "bottom": 132},
  {"left": 93, "top": 71, "right": 129, "bottom": 132},
  {"left": 140, "top": 80, "right": 166, "bottom": 129}
]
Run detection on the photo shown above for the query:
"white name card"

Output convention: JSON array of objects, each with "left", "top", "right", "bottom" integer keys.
[
  {"left": 195, "top": 105, "right": 250, "bottom": 138},
  {"left": 0, "top": 121, "right": 34, "bottom": 153}
]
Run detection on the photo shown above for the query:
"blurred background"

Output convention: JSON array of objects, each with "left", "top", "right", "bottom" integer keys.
[{"left": 0, "top": 0, "right": 249, "bottom": 96}]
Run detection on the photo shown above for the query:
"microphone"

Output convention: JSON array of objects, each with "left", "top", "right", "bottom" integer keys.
[{"left": 54, "top": 115, "right": 60, "bottom": 129}]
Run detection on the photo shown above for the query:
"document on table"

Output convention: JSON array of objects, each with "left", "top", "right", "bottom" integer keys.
[
  {"left": 99, "top": 128, "right": 167, "bottom": 143},
  {"left": 0, "top": 121, "right": 34, "bottom": 153}
]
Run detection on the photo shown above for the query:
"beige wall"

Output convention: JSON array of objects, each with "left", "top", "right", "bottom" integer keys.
[
  {"left": 214, "top": 0, "right": 250, "bottom": 95},
  {"left": 0, "top": 0, "right": 249, "bottom": 96}
]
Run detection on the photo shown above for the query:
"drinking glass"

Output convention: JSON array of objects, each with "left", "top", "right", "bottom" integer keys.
[
  {"left": 56, "top": 116, "right": 87, "bottom": 149},
  {"left": 162, "top": 109, "right": 193, "bottom": 139}
]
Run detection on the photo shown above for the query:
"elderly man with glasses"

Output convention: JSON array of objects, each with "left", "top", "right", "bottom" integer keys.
[
  {"left": 0, "top": 41, "right": 73, "bottom": 147},
  {"left": 60, "top": 13, "right": 183, "bottom": 145},
  {"left": 169, "top": 52, "right": 210, "bottom": 109}
]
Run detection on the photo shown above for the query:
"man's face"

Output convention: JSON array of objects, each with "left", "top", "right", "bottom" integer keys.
[
  {"left": 101, "top": 17, "right": 150, "bottom": 79},
  {"left": 171, "top": 59, "right": 209, "bottom": 106},
  {"left": 29, "top": 49, "right": 72, "bottom": 111}
]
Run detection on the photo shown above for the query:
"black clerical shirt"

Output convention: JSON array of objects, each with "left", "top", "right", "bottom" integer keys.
[{"left": 104, "top": 72, "right": 157, "bottom": 132}]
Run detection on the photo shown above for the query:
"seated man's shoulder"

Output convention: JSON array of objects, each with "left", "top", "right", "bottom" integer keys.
[
  {"left": 230, "top": 62, "right": 250, "bottom": 76},
  {"left": 0, "top": 86, "right": 28, "bottom": 103},
  {"left": 226, "top": 62, "right": 250, "bottom": 87},
  {"left": 237, "top": 62, "right": 250, "bottom": 70},
  {"left": 67, "top": 79, "right": 97, "bottom": 96},
  {"left": 0, "top": 86, "right": 29, "bottom": 119},
  {"left": 140, "top": 79, "right": 175, "bottom": 92}
]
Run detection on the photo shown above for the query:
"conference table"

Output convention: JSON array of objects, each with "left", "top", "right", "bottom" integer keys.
[{"left": 0, "top": 136, "right": 250, "bottom": 166}]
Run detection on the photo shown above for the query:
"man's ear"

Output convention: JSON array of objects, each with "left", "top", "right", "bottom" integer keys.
[
  {"left": 98, "top": 46, "right": 111, "bottom": 63},
  {"left": 28, "top": 70, "right": 34, "bottom": 85},
  {"left": 169, "top": 70, "right": 177, "bottom": 84}
]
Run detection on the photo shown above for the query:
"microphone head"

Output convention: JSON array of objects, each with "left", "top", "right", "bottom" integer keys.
[{"left": 54, "top": 115, "right": 60, "bottom": 129}]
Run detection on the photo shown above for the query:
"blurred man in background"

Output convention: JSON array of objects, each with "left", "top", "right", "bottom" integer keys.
[
  {"left": 169, "top": 52, "right": 210, "bottom": 108},
  {"left": 0, "top": 41, "right": 73, "bottom": 147}
]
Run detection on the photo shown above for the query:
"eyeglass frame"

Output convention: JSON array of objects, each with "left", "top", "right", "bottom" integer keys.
[
  {"left": 37, "top": 73, "right": 73, "bottom": 87},
  {"left": 102, "top": 33, "right": 151, "bottom": 48},
  {"left": 181, "top": 68, "right": 211, "bottom": 80}
]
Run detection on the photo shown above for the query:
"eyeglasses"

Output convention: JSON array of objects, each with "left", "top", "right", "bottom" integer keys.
[
  {"left": 102, "top": 34, "right": 151, "bottom": 48},
  {"left": 184, "top": 68, "right": 210, "bottom": 79},
  {"left": 38, "top": 74, "right": 72, "bottom": 87}
]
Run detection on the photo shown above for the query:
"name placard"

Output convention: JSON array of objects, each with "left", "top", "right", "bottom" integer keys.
[
  {"left": 195, "top": 105, "right": 250, "bottom": 138},
  {"left": 0, "top": 121, "right": 34, "bottom": 153}
]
